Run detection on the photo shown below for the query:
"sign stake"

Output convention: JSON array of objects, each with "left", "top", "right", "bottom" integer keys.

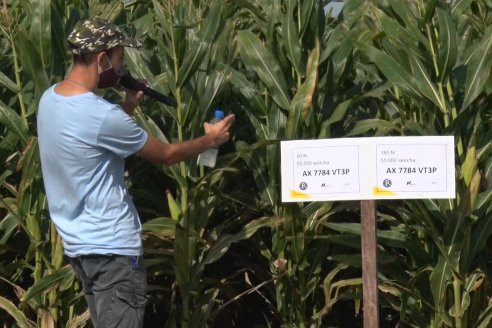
[{"left": 361, "top": 200, "right": 379, "bottom": 328}]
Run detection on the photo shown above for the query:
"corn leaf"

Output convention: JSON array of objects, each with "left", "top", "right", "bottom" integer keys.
[
  {"left": 174, "top": 223, "right": 190, "bottom": 294},
  {"left": 142, "top": 217, "right": 176, "bottom": 238},
  {"left": 475, "top": 302, "right": 492, "bottom": 328},
  {"left": 282, "top": 0, "right": 302, "bottom": 76},
  {"left": 30, "top": 0, "right": 51, "bottom": 69},
  {"left": 461, "top": 26, "right": 492, "bottom": 111},
  {"left": 0, "top": 297, "right": 35, "bottom": 328},
  {"left": 451, "top": 0, "right": 474, "bottom": 16},
  {"left": 461, "top": 121, "right": 478, "bottom": 186},
  {"left": 0, "top": 213, "right": 17, "bottom": 244},
  {"left": 331, "top": 33, "right": 354, "bottom": 84},
  {"left": 0, "top": 100, "right": 29, "bottom": 145},
  {"left": 347, "top": 119, "right": 398, "bottom": 136},
  {"left": 235, "top": 140, "right": 278, "bottom": 208},
  {"left": 364, "top": 46, "right": 420, "bottom": 98},
  {"left": 236, "top": 31, "right": 291, "bottom": 110},
  {"left": 14, "top": 30, "right": 50, "bottom": 98},
  {"left": 194, "top": 69, "right": 227, "bottom": 124},
  {"left": 378, "top": 11, "right": 426, "bottom": 61},
  {"left": 227, "top": 68, "right": 268, "bottom": 117},
  {"left": 176, "top": 3, "right": 222, "bottom": 88},
  {"left": 21, "top": 267, "right": 72, "bottom": 303},
  {"left": 64, "top": 309, "right": 91, "bottom": 328},
  {"left": 286, "top": 39, "right": 319, "bottom": 139},
  {"left": 0, "top": 70, "right": 18, "bottom": 93},
  {"left": 409, "top": 54, "right": 445, "bottom": 112},
  {"left": 17, "top": 137, "right": 40, "bottom": 194},
  {"left": 429, "top": 255, "right": 453, "bottom": 317},
  {"left": 436, "top": 8, "right": 458, "bottom": 82},
  {"left": 203, "top": 216, "right": 275, "bottom": 265}
]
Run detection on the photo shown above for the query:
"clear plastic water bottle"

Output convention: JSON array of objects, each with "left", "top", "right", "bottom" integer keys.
[{"left": 197, "top": 109, "right": 224, "bottom": 167}]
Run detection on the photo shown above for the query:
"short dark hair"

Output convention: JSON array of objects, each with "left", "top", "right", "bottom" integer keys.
[
  {"left": 72, "top": 47, "right": 115, "bottom": 66},
  {"left": 73, "top": 53, "right": 97, "bottom": 66}
]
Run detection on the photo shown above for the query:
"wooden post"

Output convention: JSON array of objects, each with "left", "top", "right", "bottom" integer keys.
[{"left": 361, "top": 200, "right": 379, "bottom": 328}]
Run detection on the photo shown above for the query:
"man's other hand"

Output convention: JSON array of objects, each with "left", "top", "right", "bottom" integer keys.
[{"left": 204, "top": 114, "right": 235, "bottom": 148}]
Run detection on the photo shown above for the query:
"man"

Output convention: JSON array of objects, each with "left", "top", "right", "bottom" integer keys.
[{"left": 37, "top": 17, "right": 234, "bottom": 327}]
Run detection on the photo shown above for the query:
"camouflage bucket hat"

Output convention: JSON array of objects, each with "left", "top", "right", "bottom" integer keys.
[{"left": 67, "top": 17, "right": 142, "bottom": 55}]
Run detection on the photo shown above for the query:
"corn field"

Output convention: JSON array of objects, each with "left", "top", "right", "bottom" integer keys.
[{"left": 0, "top": 0, "right": 491, "bottom": 327}]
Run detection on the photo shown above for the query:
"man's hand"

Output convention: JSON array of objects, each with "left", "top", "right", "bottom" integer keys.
[
  {"left": 122, "top": 81, "right": 146, "bottom": 115},
  {"left": 204, "top": 114, "right": 235, "bottom": 148}
]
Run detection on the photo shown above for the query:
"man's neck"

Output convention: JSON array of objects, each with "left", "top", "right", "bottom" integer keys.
[
  {"left": 67, "top": 65, "right": 98, "bottom": 91},
  {"left": 54, "top": 65, "right": 98, "bottom": 96}
]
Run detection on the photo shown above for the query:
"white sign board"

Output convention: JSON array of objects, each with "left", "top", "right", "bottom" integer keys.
[{"left": 281, "top": 136, "right": 455, "bottom": 202}]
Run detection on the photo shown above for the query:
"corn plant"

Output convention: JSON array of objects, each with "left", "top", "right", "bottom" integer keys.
[
  {"left": 229, "top": 0, "right": 389, "bottom": 326},
  {"left": 0, "top": 0, "right": 93, "bottom": 327},
  {"left": 121, "top": 1, "right": 279, "bottom": 326},
  {"left": 323, "top": 0, "right": 492, "bottom": 327},
  {"left": 1, "top": 0, "right": 491, "bottom": 327},
  {"left": 0, "top": 0, "right": 284, "bottom": 326}
]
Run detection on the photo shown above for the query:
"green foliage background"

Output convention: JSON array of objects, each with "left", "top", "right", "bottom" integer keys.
[{"left": 0, "top": 0, "right": 491, "bottom": 327}]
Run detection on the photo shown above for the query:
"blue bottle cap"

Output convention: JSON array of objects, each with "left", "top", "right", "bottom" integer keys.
[{"left": 214, "top": 109, "right": 224, "bottom": 119}]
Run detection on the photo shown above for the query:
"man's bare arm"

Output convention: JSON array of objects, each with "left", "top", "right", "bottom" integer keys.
[{"left": 137, "top": 114, "right": 235, "bottom": 165}]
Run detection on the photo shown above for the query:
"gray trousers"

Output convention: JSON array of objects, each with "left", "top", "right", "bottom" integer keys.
[{"left": 69, "top": 254, "right": 148, "bottom": 328}]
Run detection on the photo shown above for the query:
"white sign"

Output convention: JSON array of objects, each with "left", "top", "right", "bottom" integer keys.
[{"left": 281, "top": 136, "right": 455, "bottom": 202}]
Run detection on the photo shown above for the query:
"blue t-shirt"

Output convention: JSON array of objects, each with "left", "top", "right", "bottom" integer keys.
[{"left": 37, "top": 85, "right": 148, "bottom": 257}]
